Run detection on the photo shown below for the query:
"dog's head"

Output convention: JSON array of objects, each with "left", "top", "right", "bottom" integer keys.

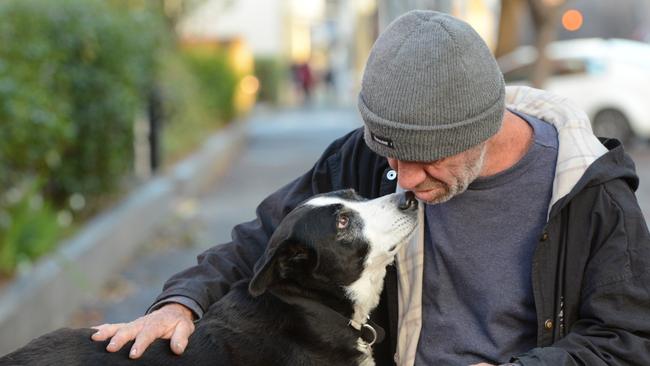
[{"left": 248, "top": 189, "right": 418, "bottom": 304}]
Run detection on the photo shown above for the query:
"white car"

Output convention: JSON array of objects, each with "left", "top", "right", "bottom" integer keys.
[{"left": 498, "top": 38, "right": 650, "bottom": 144}]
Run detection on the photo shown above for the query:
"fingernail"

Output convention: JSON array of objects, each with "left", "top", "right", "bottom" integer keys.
[
  {"left": 130, "top": 347, "right": 138, "bottom": 357},
  {"left": 175, "top": 342, "right": 183, "bottom": 350},
  {"left": 108, "top": 342, "right": 116, "bottom": 350}
]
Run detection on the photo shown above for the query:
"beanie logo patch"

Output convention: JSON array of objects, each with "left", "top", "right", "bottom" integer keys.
[{"left": 371, "top": 132, "right": 394, "bottom": 148}]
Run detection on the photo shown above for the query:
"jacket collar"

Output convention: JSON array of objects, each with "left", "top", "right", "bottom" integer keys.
[{"left": 505, "top": 86, "right": 608, "bottom": 216}]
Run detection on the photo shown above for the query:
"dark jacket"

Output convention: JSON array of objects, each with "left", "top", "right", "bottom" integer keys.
[{"left": 153, "top": 128, "right": 650, "bottom": 365}]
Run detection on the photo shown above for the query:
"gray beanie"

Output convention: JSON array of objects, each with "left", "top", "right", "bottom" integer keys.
[{"left": 359, "top": 10, "right": 505, "bottom": 161}]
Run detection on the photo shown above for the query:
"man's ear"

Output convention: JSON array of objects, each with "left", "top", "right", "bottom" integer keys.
[{"left": 248, "top": 239, "right": 315, "bottom": 297}]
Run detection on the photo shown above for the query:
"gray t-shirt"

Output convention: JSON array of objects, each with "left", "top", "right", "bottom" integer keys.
[{"left": 415, "top": 111, "right": 558, "bottom": 366}]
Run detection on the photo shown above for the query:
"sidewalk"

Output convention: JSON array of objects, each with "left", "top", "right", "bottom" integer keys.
[{"left": 70, "top": 106, "right": 363, "bottom": 326}]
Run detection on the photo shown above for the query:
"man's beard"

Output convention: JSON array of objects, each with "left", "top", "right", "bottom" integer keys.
[{"left": 423, "top": 144, "right": 486, "bottom": 205}]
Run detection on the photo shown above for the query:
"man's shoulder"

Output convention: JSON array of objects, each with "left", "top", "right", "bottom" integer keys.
[
  {"left": 328, "top": 127, "right": 365, "bottom": 150},
  {"left": 322, "top": 127, "right": 380, "bottom": 161},
  {"left": 319, "top": 127, "right": 392, "bottom": 197}
]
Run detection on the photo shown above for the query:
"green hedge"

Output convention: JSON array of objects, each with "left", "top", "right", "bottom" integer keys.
[
  {"left": 0, "top": 180, "right": 60, "bottom": 273},
  {"left": 158, "top": 50, "right": 220, "bottom": 163},
  {"left": 182, "top": 49, "right": 239, "bottom": 123},
  {"left": 0, "top": 0, "right": 162, "bottom": 275},
  {"left": 254, "top": 57, "right": 286, "bottom": 105},
  {"left": 0, "top": 0, "right": 162, "bottom": 201}
]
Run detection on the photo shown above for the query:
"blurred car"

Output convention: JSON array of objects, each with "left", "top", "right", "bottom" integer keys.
[{"left": 498, "top": 38, "right": 650, "bottom": 144}]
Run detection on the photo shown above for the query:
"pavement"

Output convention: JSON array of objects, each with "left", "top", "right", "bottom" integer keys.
[{"left": 69, "top": 105, "right": 363, "bottom": 326}]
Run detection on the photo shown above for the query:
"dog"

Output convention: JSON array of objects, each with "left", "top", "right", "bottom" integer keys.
[{"left": 0, "top": 189, "right": 418, "bottom": 366}]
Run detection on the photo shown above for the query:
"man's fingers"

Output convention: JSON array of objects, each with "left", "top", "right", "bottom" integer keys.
[
  {"left": 129, "top": 323, "right": 165, "bottom": 359},
  {"left": 106, "top": 322, "right": 143, "bottom": 353},
  {"left": 90, "top": 323, "right": 126, "bottom": 341},
  {"left": 169, "top": 320, "right": 195, "bottom": 355},
  {"left": 91, "top": 304, "right": 195, "bottom": 357}
]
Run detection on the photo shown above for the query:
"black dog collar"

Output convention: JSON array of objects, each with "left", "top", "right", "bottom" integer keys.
[
  {"left": 270, "top": 291, "right": 386, "bottom": 345},
  {"left": 348, "top": 317, "right": 385, "bottom": 345}
]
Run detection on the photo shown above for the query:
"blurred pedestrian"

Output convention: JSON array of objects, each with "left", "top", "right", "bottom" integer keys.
[
  {"left": 91, "top": 10, "right": 650, "bottom": 366},
  {"left": 290, "top": 62, "right": 315, "bottom": 105},
  {"left": 321, "top": 66, "right": 337, "bottom": 105},
  {"left": 297, "top": 62, "right": 314, "bottom": 104}
]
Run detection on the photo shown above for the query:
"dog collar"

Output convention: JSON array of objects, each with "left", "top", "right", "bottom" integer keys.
[
  {"left": 270, "top": 291, "right": 385, "bottom": 346},
  {"left": 348, "top": 317, "right": 384, "bottom": 346}
]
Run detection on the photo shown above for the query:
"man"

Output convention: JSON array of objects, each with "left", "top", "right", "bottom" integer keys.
[{"left": 91, "top": 10, "right": 650, "bottom": 366}]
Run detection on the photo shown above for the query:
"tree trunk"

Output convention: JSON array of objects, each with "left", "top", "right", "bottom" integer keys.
[
  {"left": 495, "top": 0, "right": 526, "bottom": 58},
  {"left": 528, "top": 0, "right": 565, "bottom": 88}
]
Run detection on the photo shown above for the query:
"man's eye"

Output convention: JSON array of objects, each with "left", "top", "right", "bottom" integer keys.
[{"left": 337, "top": 214, "right": 349, "bottom": 229}]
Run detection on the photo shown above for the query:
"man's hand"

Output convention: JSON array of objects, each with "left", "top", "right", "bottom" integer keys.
[{"left": 91, "top": 303, "right": 195, "bottom": 359}]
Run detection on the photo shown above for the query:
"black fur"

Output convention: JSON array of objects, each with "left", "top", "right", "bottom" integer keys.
[{"left": 0, "top": 282, "right": 365, "bottom": 366}]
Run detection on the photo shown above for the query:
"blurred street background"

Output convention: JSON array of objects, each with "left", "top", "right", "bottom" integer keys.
[{"left": 4, "top": 0, "right": 650, "bottom": 354}]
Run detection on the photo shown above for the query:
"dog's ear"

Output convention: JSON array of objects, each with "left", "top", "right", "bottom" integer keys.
[{"left": 249, "top": 238, "right": 315, "bottom": 297}]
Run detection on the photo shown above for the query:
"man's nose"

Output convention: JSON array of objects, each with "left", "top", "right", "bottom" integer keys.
[{"left": 395, "top": 162, "right": 426, "bottom": 189}]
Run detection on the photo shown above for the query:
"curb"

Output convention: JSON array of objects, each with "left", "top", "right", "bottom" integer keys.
[{"left": 0, "top": 120, "right": 249, "bottom": 355}]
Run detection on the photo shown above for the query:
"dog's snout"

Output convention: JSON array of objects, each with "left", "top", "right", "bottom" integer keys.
[{"left": 398, "top": 191, "right": 418, "bottom": 210}]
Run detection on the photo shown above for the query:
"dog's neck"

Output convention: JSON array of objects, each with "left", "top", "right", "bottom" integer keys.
[
  {"left": 345, "top": 249, "right": 397, "bottom": 325},
  {"left": 274, "top": 263, "right": 390, "bottom": 327},
  {"left": 267, "top": 250, "right": 395, "bottom": 332},
  {"left": 345, "top": 265, "right": 388, "bottom": 325},
  {"left": 270, "top": 284, "right": 354, "bottom": 317},
  {"left": 267, "top": 286, "right": 383, "bottom": 349}
]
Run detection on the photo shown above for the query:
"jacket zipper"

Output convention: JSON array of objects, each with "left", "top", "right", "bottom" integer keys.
[{"left": 556, "top": 205, "right": 570, "bottom": 339}]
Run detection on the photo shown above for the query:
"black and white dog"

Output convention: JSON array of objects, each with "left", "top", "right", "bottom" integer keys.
[{"left": 0, "top": 189, "right": 418, "bottom": 366}]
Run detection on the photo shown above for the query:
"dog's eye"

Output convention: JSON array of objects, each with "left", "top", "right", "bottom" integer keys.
[{"left": 337, "top": 214, "right": 349, "bottom": 229}]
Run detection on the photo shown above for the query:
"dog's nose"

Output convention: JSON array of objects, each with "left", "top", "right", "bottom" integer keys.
[{"left": 398, "top": 191, "right": 418, "bottom": 210}]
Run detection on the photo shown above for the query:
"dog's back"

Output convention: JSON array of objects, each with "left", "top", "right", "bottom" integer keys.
[
  {"left": 0, "top": 282, "right": 362, "bottom": 366},
  {"left": 0, "top": 323, "right": 219, "bottom": 366}
]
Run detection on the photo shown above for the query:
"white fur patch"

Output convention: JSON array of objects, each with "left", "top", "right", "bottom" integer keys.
[{"left": 356, "top": 340, "right": 376, "bottom": 366}]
